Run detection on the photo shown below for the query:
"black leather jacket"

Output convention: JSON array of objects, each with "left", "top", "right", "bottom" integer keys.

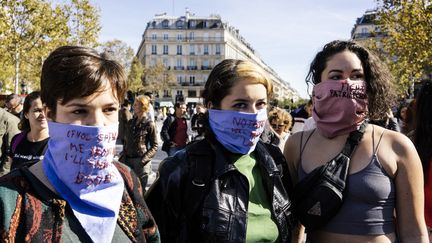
[{"left": 146, "top": 138, "right": 295, "bottom": 242}]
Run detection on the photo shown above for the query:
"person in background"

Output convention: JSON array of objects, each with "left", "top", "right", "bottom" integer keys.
[
  {"left": 290, "top": 100, "right": 312, "bottom": 134},
  {"left": 146, "top": 59, "right": 295, "bottom": 242},
  {"left": 118, "top": 99, "right": 132, "bottom": 145},
  {"left": 369, "top": 109, "right": 400, "bottom": 132},
  {"left": 0, "top": 105, "right": 20, "bottom": 176},
  {"left": 144, "top": 91, "right": 155, "bottom": 121},
  {"left": 413, "top": 81, "right": 432, "bottom": 242},
  {"left": 123, "top": 95, "right": 158, "bottom": 192},
  {"left": 190, "top": 102, "right": 207, "bottom": 141},
  {"left": 5, "top": 94, "right": 23, "bottom": 119},
  {"left": 268, "top": 107, "right": 293, "bottom": 151},
  {"left": 160, "top": 102, "right": 188, "bottom": 156},
  {"left": 8, "top": 91, "right": 49, "bottom": 171},
  {"left": 402, "top": 99, "right": 416, "bottom": 140},
  {"left": 0, "top": 46, "right": 160, "bottom": 242},
  {"left": 284, "top": 40, "right": 428, "bottom": 243}
]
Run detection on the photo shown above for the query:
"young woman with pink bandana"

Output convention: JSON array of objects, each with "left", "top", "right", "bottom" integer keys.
[{"left": 284, "top": 40, "right": 428, "bottom": 243}]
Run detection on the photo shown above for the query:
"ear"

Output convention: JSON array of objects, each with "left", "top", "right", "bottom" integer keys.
[
  {"left": 44, "top": 105, "right": 55, "bottom": 121},
  {"left": 206, "top": 101, "right": 213, "bottom": 109},
  {"left": 24, "top": 112, "right": 29, "bottom": 120}
]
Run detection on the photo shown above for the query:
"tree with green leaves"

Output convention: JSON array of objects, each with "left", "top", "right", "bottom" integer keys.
[
  {"left": 0, "top": 0, "right": 100, "bottom": 93},
  {"left": 142, "top": 62, "right": 176, "bottom": 95},
  {"left": 127, "top": 57, "right": 144, "bottom": 92},
  {"left": 66, "top": 0, "right": 100, "bottom": 47},
  {"left": 377, "top": 0, "right": 432, "bottom": 96},
  {"left": 99, "top": 39, "right": 134, "bottom": 72},
  {"left": 0, "top": 0, "right": 69, "bottom": 92}
]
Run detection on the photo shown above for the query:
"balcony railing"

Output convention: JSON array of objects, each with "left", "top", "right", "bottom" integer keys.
[
  {"left": 201, "top": 66, "right": 212, "bottom": 70},
  {"left": 187, "top": 66, "right": 198, "bottom": 70},
  {"left": 174, "top": 66, "right": 185, "bottom": 70}
]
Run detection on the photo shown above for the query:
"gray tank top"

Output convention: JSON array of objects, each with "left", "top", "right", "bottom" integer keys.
[{"left": 298, "top": 128, "right": 395, "bottom": 235}]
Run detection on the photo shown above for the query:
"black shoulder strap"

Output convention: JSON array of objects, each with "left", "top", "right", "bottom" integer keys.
[{"left": 341, "top": 121, "right": 368, "bottom": 157}]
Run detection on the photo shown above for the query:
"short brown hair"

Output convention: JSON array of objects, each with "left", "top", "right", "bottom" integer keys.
[{"left": 41, "top": 46, "right": 127, "bottom": 116}]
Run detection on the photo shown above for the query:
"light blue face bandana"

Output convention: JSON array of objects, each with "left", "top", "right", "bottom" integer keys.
[
  {"left": 43, "top": 121, "right": 124, "bottom": 243},
  {"left": 208, "top": 108, "right": 267, "bottom": 154}
]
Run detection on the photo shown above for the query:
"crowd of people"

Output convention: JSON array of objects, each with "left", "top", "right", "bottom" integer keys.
[{"left": 0, "top": 40, "right": 430, "bottom": 242}]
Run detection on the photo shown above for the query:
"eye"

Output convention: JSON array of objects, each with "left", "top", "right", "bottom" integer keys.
[
  {"left": 104, "top": 106, "right": 118, "bottom": 114},
  {"left": 232, "top": 103, "right": 247, "bottom": 110},
  {"left": 256, "top": 101, "right": 267, "bottom": 109},
  {"left": 329, "top": 75, "right": 343, "bottom": 80},
  {"left": 72, "top": 109, "right": 87, "bottom": 115},
  {"left": 351, "top": 73, "right": 364, "bottom": 80}
]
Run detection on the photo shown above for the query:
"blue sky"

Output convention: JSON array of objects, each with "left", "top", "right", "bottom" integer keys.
[{"left": 95, "top": 0, "right": 378, "bottom": 98}]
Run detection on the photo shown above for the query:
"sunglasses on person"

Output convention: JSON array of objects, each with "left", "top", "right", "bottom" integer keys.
[{"left": 271, "top": 123, "right": 285, "bottom": 129}]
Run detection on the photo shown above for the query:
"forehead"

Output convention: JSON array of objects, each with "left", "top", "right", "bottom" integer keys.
[
  {"left": 325, "top": 51, "right": 363, "bottom": 71},
  {"left": 227, "top": 79, "right": 267, "bottom": 97}
]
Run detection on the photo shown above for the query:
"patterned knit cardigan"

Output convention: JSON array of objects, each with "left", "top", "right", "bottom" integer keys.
[{"left": 0, "top": 162, "right": 160, "bottom": 242}]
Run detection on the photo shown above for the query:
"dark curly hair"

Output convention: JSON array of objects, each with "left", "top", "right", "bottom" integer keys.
[{"left": 306, "top": 40, "right": 397, "bottom": 120}]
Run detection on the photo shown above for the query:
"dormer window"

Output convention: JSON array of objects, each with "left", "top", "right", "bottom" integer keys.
[
  {"left": 176, "top": 20, "right": 184, "bottom": 28},
  {"left": 162, "top": 20, "right": 169, "bottom": 28}
]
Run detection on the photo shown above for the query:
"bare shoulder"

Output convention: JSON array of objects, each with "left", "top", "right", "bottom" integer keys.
[
  {"left": 284, "top": 131, "right": 305, "bottom": 159},
  {"left": 381, "top": 127, "right": 416, "bottom": 159},
  {"left": 284, "top": 130, "right": 315, "bottom": 183},
  {"left": 374, "top": 125, "right": 419, "bottom": 172}
]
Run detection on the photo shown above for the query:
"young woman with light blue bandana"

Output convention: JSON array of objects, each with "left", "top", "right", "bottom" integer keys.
[
  {"left": 0, "top": 46, "right": 160, "bottom": 243},
  {"left": 146, "top": 59, "right": 296, "bottom": 242}
]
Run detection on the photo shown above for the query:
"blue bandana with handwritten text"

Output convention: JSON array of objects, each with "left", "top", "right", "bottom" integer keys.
[
  {"left": 208, "top": 109, "right": 267, "bottom": 154},
  {"left": 42, "top": 122, "right": 123, "bottom": 243}
]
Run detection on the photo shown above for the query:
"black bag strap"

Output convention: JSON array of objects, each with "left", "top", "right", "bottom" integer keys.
[{"left": 341, "top": 121, "right": 368, "bottom": 157}]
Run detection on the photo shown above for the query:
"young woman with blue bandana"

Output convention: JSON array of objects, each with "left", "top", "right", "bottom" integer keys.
[
  {"left": 0, "top": 46, "right": 160, "bottom": 243},
  {"left": 146, "top": 59, "right": 295, "bottom": 242}
]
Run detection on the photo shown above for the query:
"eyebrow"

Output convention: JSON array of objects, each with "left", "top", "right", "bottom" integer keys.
[
  {"left": 232, "top": 98, "right": 267, "bottom": 102},
  {"left": 64, "top": 102, "right": 119, "bottom": 107},
  {"left": 328, "top": 68, "right": 363, "bottom": 73}
]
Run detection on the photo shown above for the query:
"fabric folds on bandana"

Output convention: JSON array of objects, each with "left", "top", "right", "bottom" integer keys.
[
  {"left": 208, "top": 109, "right": 267, "bottom": 154},
  {"left": 312, "top": 79, "right": 368, "bottom": 138},
  {"left": 42, "top": 121, "right": 124, "bottom": 243}
]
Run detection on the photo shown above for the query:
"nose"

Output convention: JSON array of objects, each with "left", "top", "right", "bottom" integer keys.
[
  {"left": 86, "top": 110, "right": 106, "bottom": 126},
  {"left": 39, "top": 111, "right": 46, "bottom": 118},
  {"left": 246, "top": 106, "right": 259, "bottom": 114}
]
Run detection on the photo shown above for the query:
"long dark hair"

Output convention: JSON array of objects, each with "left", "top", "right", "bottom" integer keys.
[
  {"left": 414, "top": 81, "right": 432, "bottom": 180},
  {"left": 18, "top": 91, "right": 41, "bottom": 131}
]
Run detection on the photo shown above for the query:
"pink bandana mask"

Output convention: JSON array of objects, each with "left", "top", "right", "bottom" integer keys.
[{"left": 312, "top": 79, "right": 368, "bottom": 138}]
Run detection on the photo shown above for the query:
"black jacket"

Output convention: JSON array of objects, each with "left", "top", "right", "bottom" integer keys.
[
  {"left": 146, "top": 138, "right": 295, "bottom": 242},
  {"left": 160, "top": 115, "right": 187, "bottom": 151}
]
